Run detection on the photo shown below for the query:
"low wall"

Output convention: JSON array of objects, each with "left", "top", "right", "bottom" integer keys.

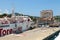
[{"left": 43, "top": 30, "right": 60, "bottom": 40}]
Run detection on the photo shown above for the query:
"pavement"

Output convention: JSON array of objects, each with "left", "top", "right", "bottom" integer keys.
[{"left": 0, "top": 27, "right": 60, "bottom": 40}]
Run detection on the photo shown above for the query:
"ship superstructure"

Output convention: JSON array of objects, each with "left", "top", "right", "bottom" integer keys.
[{"left": 0, "top": 8, "right": 34, "bottom": 36}]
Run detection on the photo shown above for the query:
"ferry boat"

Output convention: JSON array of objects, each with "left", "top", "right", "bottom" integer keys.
[{"left": 0, "top": 16, "right": 34, "bottom": 36}]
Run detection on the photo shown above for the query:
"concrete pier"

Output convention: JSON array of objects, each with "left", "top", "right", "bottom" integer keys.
[{"left": 0, "top": 27, "right": 60, "bottom": 40}]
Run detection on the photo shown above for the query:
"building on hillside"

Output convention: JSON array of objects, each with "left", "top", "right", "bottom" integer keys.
[
  {"left": 38, "top": 10, "right": 54, "bottom": 26},
  {"left": 40, "top": 10, "right": 53, "bottom": 18}
]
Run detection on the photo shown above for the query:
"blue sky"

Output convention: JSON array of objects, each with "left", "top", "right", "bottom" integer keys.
[{"left": 0, "top": 0, "right": 60, "bottom": 16}]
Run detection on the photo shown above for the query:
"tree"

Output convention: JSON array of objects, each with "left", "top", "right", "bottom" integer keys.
[
  {"left": 0, "top": 15, "right": 3, "bottom": 18},
  {"left": 2, "top": 13, "right": 7, "bottom": 17},
  {"left": 54, "top": 16, "right": 60, "bottom": 22},
  {"left": 7, "top": 14, "right": 12, "bottom": 17}
]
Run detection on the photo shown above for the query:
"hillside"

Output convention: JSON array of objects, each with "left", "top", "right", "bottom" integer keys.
[
  {"left": 54, "top": 16, "right": 60, "bottom": 22},
  {"left": 0, "top": 13, "right": 39, "bottom": 22}
]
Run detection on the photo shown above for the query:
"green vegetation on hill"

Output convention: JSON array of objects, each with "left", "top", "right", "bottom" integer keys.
[
  {"left": 1, "top": 13, "right": 60, "bottom": 22},
  {"left": 54, "top": 16, "right": 60, "bottom": 22},
  {"left": 0, "top": 13, "right": 39, "bottom": 22}
]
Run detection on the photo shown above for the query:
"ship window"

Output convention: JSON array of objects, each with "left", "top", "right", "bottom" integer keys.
[
  {"left": 0, "top": 25, "right": 9, "bottom": 27},
  {"left": 19, "top": 21, "right": 24, "bottom": 23},
  {"left": 28, "top": 19, "right": 30, "bottom": 21},
  {"left": 10, "top": 21, "right": 16, "bottom": 24}
]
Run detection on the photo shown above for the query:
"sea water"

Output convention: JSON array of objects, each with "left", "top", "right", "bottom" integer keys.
[
  {"left": 43, "top": 31, "right": 60, "bottom": 40},
  {"left": 54, "top": 33, "right": 60, "bottom": 40}
]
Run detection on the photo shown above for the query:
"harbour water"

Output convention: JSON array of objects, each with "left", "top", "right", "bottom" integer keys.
[
  {"left": 43, "top": 30, "right": 60, "bottom": 40},
  {"left": 54, "top": 32, "right": 60, "bottom": 40}
]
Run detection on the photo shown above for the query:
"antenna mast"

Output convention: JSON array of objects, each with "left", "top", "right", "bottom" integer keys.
[{"left": 11, "top": 1, "right": 15, "bottom": 17}]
